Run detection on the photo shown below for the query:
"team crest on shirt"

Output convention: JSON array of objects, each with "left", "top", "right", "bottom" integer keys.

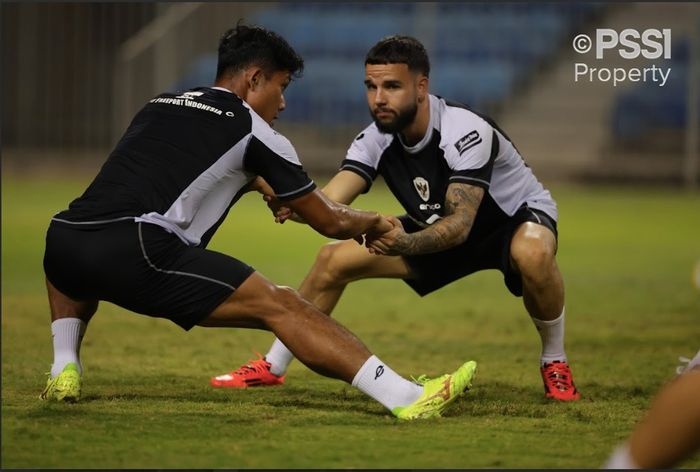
[{"left": 413, "top": 177, "right": 430, "bottom": 202}]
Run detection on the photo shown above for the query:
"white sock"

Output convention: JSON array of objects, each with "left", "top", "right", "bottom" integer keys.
[
  {"left": 351, "top": 355, "right": 423, "bottom": 411},
  {"left": 603, "top": 443, "right": 640, "bottom": 469},
  {"left": 50, "top": 318, "right": 86, "bottom": 377},
  {"left": 265, "top": 338, "right": 295, "bottom": 377},
  {"left": 531, "top": 308, "right": 567, "bottom": 366}
]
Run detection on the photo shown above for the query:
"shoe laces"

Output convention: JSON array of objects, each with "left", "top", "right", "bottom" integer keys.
[
  {"left": 232, "top": 353, "right": 271, "bottom": 376},
  {"left": 410, "top": 374, "right": 431, "bottom": 385},
  {"left": 543, "top": 361, "right": 574, "bottom": 391}
]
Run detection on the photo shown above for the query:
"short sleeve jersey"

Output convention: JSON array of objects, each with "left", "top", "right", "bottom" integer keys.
[
  {"left": 340, "top": 95, "right": 557, "bottom": 227},
  {"left": 54, "top": 87, "right": 315, "bottom": 247}
]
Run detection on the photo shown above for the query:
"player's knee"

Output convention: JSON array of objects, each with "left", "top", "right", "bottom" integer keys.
[
  {"left": 511, "top": 231, "right": 555, "bottom": 277},
  {"left": 261, "top": 285, "right": 307, "bottom": 323},
  {"left": 281, "top": 284, "right": 305, "bottom": 303},
  {"left": 274, "top": 284, "right": 305, "bottom": 311},
  {"left": 311, "top": 242, "right": 351, "bottom": 288}
]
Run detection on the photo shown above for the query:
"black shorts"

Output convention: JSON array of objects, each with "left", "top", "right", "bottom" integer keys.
[
  {"left": 400, "top": 205, "right": 558, "bottom": 297},
  {"left": 43, "top": 220, "right": 255, "bottom": 330}
]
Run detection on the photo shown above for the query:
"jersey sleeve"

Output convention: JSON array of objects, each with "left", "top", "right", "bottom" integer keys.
[
  {"left": 338, "top": 126, "right": 388, "bottom": 193},
  {"left": 443, "top": 117, "right": 497, "bottom": 190},
  {"left": 244, "top": 117, "right": 316, "bottom": 201}
]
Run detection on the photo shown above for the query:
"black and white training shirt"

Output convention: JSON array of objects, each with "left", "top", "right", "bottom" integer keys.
[
  {"left": 54, "top": 87, "right": 315, "bottom": 247},
  {"left": 340, "top": 94, "right": 557, "bottom": 228}
]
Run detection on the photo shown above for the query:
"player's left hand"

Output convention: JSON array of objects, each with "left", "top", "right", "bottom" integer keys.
[
  {"left": 365, "top": 216, "right": 406, "bottom": 255},
  {"left": 356, "top": 215, "right": 394, "bottom": 246}
]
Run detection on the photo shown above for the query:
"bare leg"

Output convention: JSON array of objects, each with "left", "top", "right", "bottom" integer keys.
[
  {"left": 46, "top": 278, "right": 98, "bottom": 323},
  {"left": 200, "top": 270, "right": 427, "bottom": 411},
  {"left": 297, "top": 239, "right": 413, "bottom": 314},
  {"left": 629, "top": 370, "right": 700, "bottom": 468},
  {"left": 209, "top": 242, "right": 412, "bottom": 385},
  {"left": 200, "top": 271, "right": 375, "bottom": 382},
  {"left": 249, "top": 241, "right": 413, "bottom": 376},
  {"left": 510, "top": 222, "right": 564, "bottom": 321},
  {"left": 510, "top": 222, "right": 578, "bottom": 399},
  {"left": 604, "top": 365, "right": 700, "bottom": 468}
]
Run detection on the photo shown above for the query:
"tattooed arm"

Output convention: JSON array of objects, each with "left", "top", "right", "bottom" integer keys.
[{"left": 365, "top": 182, "right": 484, "bottom": 256}]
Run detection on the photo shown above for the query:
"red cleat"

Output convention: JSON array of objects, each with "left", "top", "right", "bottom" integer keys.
[
  {"left": 210, "top": 354, "right": 285, "bottom": 388},
  {"left": 541, "top": 360, "right": 580, "bottom": 401}
]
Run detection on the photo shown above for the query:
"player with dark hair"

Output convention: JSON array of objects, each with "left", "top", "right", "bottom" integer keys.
[
  {"left": 213, "top": 35, "right": 579, "bottom": 401},
  {"left": 41, "top": 24, "right": 477, "bottom": 420}
]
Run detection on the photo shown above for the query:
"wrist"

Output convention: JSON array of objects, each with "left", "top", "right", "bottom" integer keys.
[{"left": 394, "top": 232, "right": 414, "bottom": 255}]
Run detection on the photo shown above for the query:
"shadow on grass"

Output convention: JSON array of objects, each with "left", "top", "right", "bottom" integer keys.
[
  {"left": 446, "top": 380, "right": 657, "bottom": 422},
  {"left": 469, "top": 380, "right": 657, "bottom": 403},
  {"left": 23, "top": 378, "right": 656, "bottom": 425},
  {"left": 26, "top": 384, "right": 386, "bottom": 420}
]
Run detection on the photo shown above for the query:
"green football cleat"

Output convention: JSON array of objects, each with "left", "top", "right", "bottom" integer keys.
[
  {"left": 392, "top": 360, "right": 477, "bottom": 420},
  {"left": 40, "top": 362, "right": 81, "bottom": 402}
]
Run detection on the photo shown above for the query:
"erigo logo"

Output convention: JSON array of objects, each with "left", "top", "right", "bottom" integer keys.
[{"left": 573, "top": 28, "right": 672, "bottom": 87}]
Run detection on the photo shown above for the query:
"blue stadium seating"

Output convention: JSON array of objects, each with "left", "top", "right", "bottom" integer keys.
[
  {"left": 172, "top": 3, "right": 604, "bottom": 124},
  {"left": 612, "top": 40, "right": 695, "bottom": 141},
  {"left": 282, "top": 58, "right": 368, "bottom": 124},
  {"left": 173, "top": 54, "right": 217, "bottom": 92},
  {"left": 430, "top": 60, "right": 517, "bottom": 106}
]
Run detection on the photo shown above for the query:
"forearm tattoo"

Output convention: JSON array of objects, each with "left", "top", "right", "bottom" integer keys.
[{"left": 395, "top": 183, "right": 484, "bottom": 255}]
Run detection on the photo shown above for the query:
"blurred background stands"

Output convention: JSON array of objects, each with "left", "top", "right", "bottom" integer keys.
[{"left": 2, "top": 2, "right": 698, "bottom": 185}]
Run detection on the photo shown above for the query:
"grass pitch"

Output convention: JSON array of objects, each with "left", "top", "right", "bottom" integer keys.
[{"left": 2, "top": 172, "right": 699, "bottom": 468}]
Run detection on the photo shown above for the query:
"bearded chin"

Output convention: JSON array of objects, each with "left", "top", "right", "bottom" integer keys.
[{"left": 372, "top": 102, "right": 418, "bottom": 134}]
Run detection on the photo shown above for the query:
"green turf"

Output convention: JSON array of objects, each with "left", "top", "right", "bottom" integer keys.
[{"left": 2, "top": 173, "right": 699, "bottom": 468}]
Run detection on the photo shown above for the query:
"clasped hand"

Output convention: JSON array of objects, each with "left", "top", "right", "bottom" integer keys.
[
  {"left": 364, "top": 215, "right": 406, "bottom": 256},
  {"left": 263, "top": 194, "right": 298, "bottom": 224},
  {"left": 262, "top": 193, "right": 405, "bottom": 255}
]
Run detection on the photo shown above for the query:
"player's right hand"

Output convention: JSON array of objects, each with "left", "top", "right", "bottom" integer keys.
[
  {"left": 365, "top": 216, "right": 405, "bottom": 256},
  {"left": 263, "top": 194, "right": 304, "bottom": 224},
  {"left": 263, "top": 194, "right": 291, "bottom": 223},
  {"left": 374, "top": 215, "right": 394, "bottom": 234},
  {"left": 361, "top": 215, "right": 394, "bottom": 247}
]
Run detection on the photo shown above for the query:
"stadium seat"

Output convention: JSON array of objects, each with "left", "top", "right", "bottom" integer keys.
[
  {"left": 173, "top": 3, "right": 606, "bottom": 124},
  {"left": 611, "top": 40, "right": 694, "bottom": 141},
  {"left": 171, "top": 54, "right": 217, "bottom": 92},
  {"left": 431, "top": 60, "right": 517, "bottom": 108}
]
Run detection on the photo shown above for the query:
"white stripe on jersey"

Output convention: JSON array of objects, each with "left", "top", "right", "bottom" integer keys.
[
  {"left": 346, "top": 124, "right": 392, "bottom": 170},
  {"left": 436, "top": 103, "right": 494, "bottom": 172},
  {"left": 247, "top": 102, "right": 303, "bottom": 166},
  {"left": 136, "top": 137, "right": 254, "bottom": 246},
  {"left": 276, "top": 180, "right": 315, "bottom": 198},
  {"left": 136, "top": 93, "right": 308, "bottom": 247},
  {"left": 435, "top": 96, "right": 557, "bottom": 221}
]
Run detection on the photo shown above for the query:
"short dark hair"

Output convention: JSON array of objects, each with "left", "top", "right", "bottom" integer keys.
[
  {"left": 216, "top": 22, "right": 304, "bottom": 80},
  {"left": 365, "top": 35, "right": 430, "bottom": 77}
]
